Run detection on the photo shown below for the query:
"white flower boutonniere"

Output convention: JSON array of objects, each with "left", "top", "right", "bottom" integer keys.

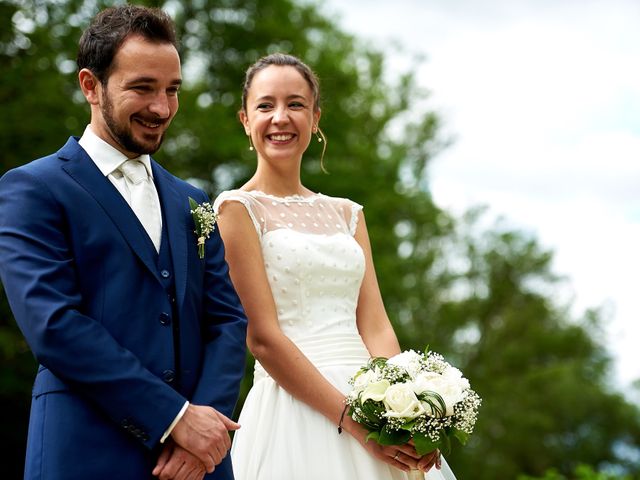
[{"left": 189, "top": 197, "right": 219, "bottom": 259}]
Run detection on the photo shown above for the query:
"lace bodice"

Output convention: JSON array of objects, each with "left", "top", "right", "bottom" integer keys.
[{"left": 214, "top": 190, "right": 365, "bottom": 340}]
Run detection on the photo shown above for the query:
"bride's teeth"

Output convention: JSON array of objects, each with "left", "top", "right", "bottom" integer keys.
[{"left": 271, "top": 134, "right": 292, "bottom": 141}]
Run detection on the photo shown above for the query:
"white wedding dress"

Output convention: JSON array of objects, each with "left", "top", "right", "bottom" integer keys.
[{"left": 214, "top": 190, "right": 456, "bottom": 480}]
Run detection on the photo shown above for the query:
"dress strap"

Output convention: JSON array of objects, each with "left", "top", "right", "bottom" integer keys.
[
  {"left": 349, "top": 202, "right": 363, "bottom": 236},
  {"left": 213, "top": 191, "right": 264, "bottom": 237}
]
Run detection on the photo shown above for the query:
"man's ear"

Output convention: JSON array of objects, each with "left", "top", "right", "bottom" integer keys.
[{"left": 78, "top": 68, "right": 101, "bottom": 105}]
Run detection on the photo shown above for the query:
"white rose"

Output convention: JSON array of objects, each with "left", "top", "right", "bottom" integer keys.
[
  {"left": 412, "top": 372, "right": 441, "bottom": 394},
  {"left": 413, "top": 371, "right": 466, "bottom": 417},
  {"left": 442, "top": 366, "right": 470, "bottom": 391},
  {"left": 387, "top": 350, "right": 423, "bottom": 378},
  {"left": 361, "top": 379, "right": 390, "bottom": 403},
  {"left": 383, "top": 382, "right": 425, "bottom": 420},
  {"left": 352, "top": 369, "right": 379, "bottom": 395}
]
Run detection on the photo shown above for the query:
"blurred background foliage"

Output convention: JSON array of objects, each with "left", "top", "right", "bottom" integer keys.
[{"left": 1, "top": 0, "right": 639, "bottom": 478}]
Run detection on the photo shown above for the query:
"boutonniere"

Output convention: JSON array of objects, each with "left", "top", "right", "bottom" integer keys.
[{"left": 188, "top": 197, "right": 219, "bottom": 259}]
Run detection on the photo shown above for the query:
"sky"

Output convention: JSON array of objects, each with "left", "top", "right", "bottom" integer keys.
[{"left": 324, "top": 0, "right": 640, "bottom": 390}]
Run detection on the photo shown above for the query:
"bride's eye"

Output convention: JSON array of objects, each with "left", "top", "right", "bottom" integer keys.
[{"left": 257, "top": 103, "right": 273, "bottom": 111}]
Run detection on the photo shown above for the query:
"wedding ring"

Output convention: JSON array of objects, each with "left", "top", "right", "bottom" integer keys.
[{"left": 393, "top": 451, "right": 400, "bottom": 461}]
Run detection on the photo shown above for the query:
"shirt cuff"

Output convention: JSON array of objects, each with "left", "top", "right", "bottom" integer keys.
[{"left": 160, "top": 401, "right": 189, "bottom": 443}]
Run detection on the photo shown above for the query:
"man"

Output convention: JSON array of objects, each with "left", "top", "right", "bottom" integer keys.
[{"left": 0, "top": 5, "right": 247, "bottom": 479}]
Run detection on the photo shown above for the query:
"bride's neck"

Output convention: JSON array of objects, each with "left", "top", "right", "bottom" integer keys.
[{"left": 244, "top": 166, "right": 308, "bottom": 198}]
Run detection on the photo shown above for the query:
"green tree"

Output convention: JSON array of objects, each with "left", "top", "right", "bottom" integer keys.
[
  {"left": 418, "top": 209, "right": 640, "bottom": 478},
  {"left": 1, "top": 0, "right": 639, "bottom": 479},
  {"left": 520, "top": 463, "right": 634, "bottom": 480}
]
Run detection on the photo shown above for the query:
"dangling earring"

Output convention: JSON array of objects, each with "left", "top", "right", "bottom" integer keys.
[
  {"left": 314, "top": 127, "right": 328, "bottom": 174},
  {"left": 248, "top": 135, "right": 254, "bottom": 151}
]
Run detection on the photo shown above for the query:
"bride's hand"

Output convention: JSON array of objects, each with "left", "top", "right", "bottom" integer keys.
[
  {"left": 342, "top": 416, "right": 421, "bottom": 472},
  {"left": 414, "top": 448, "right": 441, "bottom": 473}
]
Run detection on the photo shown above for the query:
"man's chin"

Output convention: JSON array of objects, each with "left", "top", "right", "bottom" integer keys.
[{"left": 127, "top": 135, "right": 164, "bottom": 156}]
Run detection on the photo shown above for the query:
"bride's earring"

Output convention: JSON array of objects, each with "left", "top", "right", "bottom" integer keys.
[
  {"left": 248, "top": 134, "right": 254, "bottom": 151},
  {"left": 314, "top": 126, "right": 328, "bottom": 173}
]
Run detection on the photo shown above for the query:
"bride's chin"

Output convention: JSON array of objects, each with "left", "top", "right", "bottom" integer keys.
[{"left": 262, "top": 150, "right": 299, "bottom": 163}]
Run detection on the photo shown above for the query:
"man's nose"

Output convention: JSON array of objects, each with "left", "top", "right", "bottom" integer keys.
[{"left": 148, "top": 93, "right": 171, "bottom": 118}]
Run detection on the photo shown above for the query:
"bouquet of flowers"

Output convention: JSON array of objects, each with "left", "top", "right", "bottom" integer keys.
[{"left": 346, "top": 348, "right": 481, "bottom": 456}]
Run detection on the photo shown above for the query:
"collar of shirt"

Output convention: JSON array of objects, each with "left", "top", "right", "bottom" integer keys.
[{"left": 77, "top": 125, "right": 154, "bottom": 179}]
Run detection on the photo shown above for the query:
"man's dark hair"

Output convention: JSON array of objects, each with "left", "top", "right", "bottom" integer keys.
[{"left": 77, "top": 4, "right": 178, "bottom": 84}]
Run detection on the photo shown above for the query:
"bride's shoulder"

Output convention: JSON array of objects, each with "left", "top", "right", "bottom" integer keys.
[
  {"left": 317, "top": 193, "right": 363, "bottom": 213},
  {"left": 213, "top": 189, "right": 263, "bottom": 213},
  {"left": 213, "top": 189, "right": 267, "bottom": 234},
  {"left": 214, "top": 188, "right": 260, "bottom": 202}
]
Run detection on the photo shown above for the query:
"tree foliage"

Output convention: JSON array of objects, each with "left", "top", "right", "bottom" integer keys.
[{"left": 1, "top": 0, "right": 639, "bottom": 478}]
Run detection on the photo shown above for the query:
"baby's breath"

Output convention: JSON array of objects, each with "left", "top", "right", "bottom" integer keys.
[{"left": 189, "top": 197, "right": 219, "bottom": 259}]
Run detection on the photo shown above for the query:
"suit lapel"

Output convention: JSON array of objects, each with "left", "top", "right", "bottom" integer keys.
[
  {"left": 152, "top": 162, "right": 188, "bottom": 310},
  {"left": 59, "top": 138, "right": 162, "bottom": 283}
]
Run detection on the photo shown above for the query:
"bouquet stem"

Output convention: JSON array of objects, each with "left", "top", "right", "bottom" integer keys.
[{"left": 408, "top": 469, "right": 424, "bottom": 480}]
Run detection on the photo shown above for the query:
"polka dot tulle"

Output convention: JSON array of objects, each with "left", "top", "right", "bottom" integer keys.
[
  {"left": 214, "top": 189, "right": 365, "bottom": 340},
  {"left": 214, "top": 189, "right": 361, "bottom": 239}
]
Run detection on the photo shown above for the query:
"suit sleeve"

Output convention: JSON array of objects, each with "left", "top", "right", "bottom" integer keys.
[
  {"left": 190, "top": 190, "right": 248, "bottom": 417},
  {"left": 0, "top": 168, "right": 186, "bottom": 448}
]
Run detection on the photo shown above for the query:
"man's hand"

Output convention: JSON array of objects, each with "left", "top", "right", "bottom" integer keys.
[
  {"left": 169, "top": 404, "right": 240, "bottom": 473},
  {"left": 152, "top": 440, "right": 206, "bottom": 480}
]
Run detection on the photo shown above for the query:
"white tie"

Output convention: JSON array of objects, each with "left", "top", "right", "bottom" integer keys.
[{"left": 119, "top": 159, "right": 162, "bottom": 252}]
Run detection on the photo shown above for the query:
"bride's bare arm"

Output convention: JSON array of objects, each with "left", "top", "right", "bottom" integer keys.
[
  {"left": 353, "top": 209, "right": 441, "bottom": 473},
  {"left": 353, "top": 210, "right": 402, "bottom": 359}
]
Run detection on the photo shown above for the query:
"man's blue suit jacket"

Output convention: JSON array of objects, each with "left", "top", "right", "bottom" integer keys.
[{"left": 0, "top": 137, "right": 247, "bottom": 479}]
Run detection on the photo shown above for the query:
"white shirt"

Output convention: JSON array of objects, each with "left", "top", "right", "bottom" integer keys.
[
  {"left": 78, "top": 125, "right": 187, "bottom": 443},
  {"left": 78, "top": 126, "right": 155, "bottom": 202}
]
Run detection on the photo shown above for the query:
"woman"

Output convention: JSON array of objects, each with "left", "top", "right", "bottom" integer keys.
[{"left": 214, "top": 53, "right": 456, "bottom": 480}]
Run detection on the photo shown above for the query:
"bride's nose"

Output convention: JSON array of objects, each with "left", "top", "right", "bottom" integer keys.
[{"left": 271, "top": 106, "right": 289, "bottom": 124}]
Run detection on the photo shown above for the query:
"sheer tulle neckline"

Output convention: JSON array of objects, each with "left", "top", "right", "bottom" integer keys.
[{"left": 246, "top": 189, "right": 321, "bottom": 202}]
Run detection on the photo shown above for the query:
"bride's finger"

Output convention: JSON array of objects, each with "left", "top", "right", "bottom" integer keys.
[
  {"left": 416, "top": 449, "right": 439, "bottom": 472},
  {"left": 396, "top": 443, "right": 421, "bottom": 459},
  {"left": 390, "top": 449, "right": 419, "bottom": 470},
  {"left": 386, "top": 450, "right": 411, "bottom": 472}
]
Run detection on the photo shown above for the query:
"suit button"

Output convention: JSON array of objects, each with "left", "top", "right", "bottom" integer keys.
[
  {"left": 160, "top": 270, "right": 171, "bottom": 278},
  {"left": 162, "top": 369, "right": 175, "bottom": 383},
  {"left": 159, "top": 312, "right": 171, "bottom": 326}
]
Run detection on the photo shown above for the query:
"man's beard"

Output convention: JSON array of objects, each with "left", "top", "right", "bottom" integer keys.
[{"left": 101, "top": 89, "right": 165, "bottom": 155}]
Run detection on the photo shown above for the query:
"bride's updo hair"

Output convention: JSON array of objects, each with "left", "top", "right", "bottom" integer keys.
[{"left": 240, "top": 53, "right": 321, "bottom": 114}]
